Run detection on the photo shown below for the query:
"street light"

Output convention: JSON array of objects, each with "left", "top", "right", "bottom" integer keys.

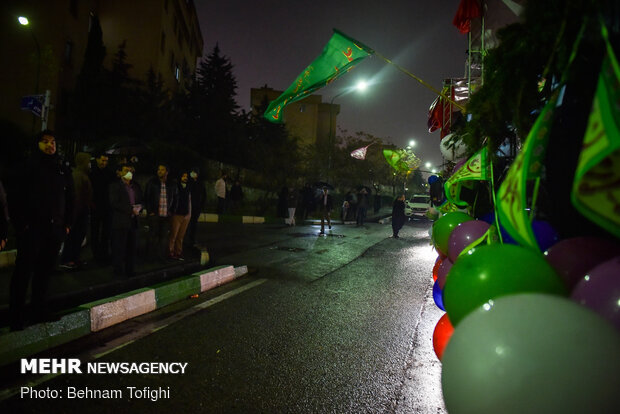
[
  {"left": 409, "top": 140, "right": 416, "bottom": 147},
  {"left": 328, "top": 80, "right": 368, "bottom": 179},
  {"left": 18, "top": 15, "right": 41, "bottom": 95}
]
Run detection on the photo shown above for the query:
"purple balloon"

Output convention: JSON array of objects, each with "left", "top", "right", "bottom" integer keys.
[
  {"left": 437, "top": 258, "right": 454, "bottom": 290},
  {"left": 571, "top": 256, "right": 620, "bottom": 332},
  {"left": 447, "top": 220, "right": 490, "bottom": 262},
  {"left": 545, "top": 237, "right": 620, "bottom": 289}
]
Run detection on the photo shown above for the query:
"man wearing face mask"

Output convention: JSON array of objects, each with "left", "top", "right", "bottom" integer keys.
[
  {"left": 109, "top": 164, "right": 143, "bottom": 277},
  {"left": 7, "top": 130, "right": 74, "bottom": 330}
]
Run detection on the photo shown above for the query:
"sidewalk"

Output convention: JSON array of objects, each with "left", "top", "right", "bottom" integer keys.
[{"left": 0, "top": 207, "right": 393, "bottom": 366}]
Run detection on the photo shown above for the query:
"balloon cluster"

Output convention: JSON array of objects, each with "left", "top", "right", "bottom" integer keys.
[{"left": 427, "top": 211, "right": 620, "bottom": 413}]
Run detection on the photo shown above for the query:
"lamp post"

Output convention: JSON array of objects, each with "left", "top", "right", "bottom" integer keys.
[
  {"left": 18, "top": 16, "right": 41, "bottom": 95},
  {"left": 327, "top": 80, "right": 368, "bottom": 181}
]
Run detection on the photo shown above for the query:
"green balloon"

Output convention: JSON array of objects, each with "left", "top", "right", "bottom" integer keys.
[
  {"left": 442, "top": 293, "right": 620, "bottom": 414},
  {"left": 432, "top": 212, "right": 473, "bottom": 255},
  {"left": 443, "top": 244, "right": 566, "bottom": 326}
]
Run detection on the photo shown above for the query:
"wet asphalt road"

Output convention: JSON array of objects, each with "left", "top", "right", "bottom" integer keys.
[{"left": 1, "top": 220, "right": 447, "bottom": 413}]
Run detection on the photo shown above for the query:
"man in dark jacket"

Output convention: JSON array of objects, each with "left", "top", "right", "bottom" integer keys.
[
  {"left": 109, "top": 164, "right": 142, "bottom": 277},
  {"left": 391, "top": 194, "right": 407, "bottom": 239},
  {"left": 0, "top": 180, "right": 8, "bottom": 251},
  {"left": 8, "top": 130, "right": 74, "bottom": 330},
  {"left": 89, "top": 152, "right": 115, "bottom": 263},
  {"left": 143, "top": 164, "right": 177, "bottom": 259},
  {"left": 186, "top": 167, "right": 206, "bottom": 250}
]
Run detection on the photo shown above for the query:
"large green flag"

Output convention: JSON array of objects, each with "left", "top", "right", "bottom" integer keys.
[
  {"left": 572, "top": 30, "right": 620, "bottom": 238},
  {"left": 264, "top": 30, "right": 374, "bottom": 122},
  {"left": 496, "top": 91, "right": 560, "bottom": 251},
  {"left": 445, "top": 147, "right": 489, "bottom": 206},
  {"left": 382, "top": 149, "right": 410, "bottom": 173}
]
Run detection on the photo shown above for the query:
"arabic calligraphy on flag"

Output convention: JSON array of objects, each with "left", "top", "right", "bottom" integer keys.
[{"left": 264, "top": 30, "right": 374, "bottom": 123}]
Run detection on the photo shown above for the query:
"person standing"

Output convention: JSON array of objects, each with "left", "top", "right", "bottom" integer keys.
[
  {"left": 169, "top": 171, "right": 192, "bottom": 260},
  {"left": 89, "top": 152, "right": 115, "bottom": 263},
  {"left": 109, "top": 164, "right": 142, "bottom": 277},
  {"left": 286, "top": 186, "right": 298, "bottom": 226},
  {"left": 229, "top": 179, "right": 243, "bottom": 214},
  {"left": 0, "top": 180, "right": 8, "bottom": 251},
  {"left": 318, "top": 187, "right": 332, "bottom": 235},
  {"left": 356, "top": 188, "right": 370, "bottom": 227},
  {"left": 186, "top": 167, "right": 206, "bottom": 250},
  {"left": 61, "top": 152, "right": 93, "bottom": 269},
  {"left": 391, "top": 194, "right": 406, "bottom": 239},
  {"left": 215, "top": 171, "right": 227, "bottom": 215},
  {"left": 299, "top": 183, "right": 314, "bottom": 221},
  {"left": 8, "top": 130, "right": 74, "bottom": 330},
  {"left": 144, "top": 164, "right": 177, "bottom": 259}
]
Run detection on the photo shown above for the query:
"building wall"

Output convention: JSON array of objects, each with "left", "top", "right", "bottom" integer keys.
[
  {"left": 250, "top": 87, "right": 339, "bottom": 147},
  {"left": 0, "top": 0, "right": 203, "bottom": 137}
]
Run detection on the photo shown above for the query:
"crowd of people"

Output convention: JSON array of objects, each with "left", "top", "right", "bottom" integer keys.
[
  {"left": 0, "top": 130, "right": 210, "bottom": 331},
  {"left": 0, "top": 130, "right": 410, "bottom": 331}
]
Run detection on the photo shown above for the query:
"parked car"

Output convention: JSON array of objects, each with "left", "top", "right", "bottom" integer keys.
[{"left": 404, "top": 194, "right": 431, "bottom": 219}]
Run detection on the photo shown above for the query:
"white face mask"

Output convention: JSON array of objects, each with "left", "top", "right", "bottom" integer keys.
[
  {"left": 123, "top": 171, "right": 133, "bottom": 180},
  {"left": 190, "top": 172, "right": 198, "bottom": 179}
]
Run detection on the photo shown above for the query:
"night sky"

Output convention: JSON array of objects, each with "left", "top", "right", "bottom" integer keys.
[{"left": 194, "top": 1, "right": 468, "bottom": 167}]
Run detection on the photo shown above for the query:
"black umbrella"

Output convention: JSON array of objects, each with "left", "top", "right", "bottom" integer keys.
[
  {"left": 105, "top": 139, "right": 150, "bottom": 155},
  {"left": 357, "top": 185, "right": 372, "bottom": 194},
  {"left": 314, "top": 181, "right": 334, "bottom": 190}
]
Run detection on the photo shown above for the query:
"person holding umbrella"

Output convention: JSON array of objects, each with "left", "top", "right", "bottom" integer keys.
[{"left": 318, "top": 186, "right": 333, "bottom": 235}]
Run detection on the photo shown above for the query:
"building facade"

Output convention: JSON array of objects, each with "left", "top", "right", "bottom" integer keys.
[
  {"left": 250, "top": 86, "right": 340, "bottom": 148},
  {"left": 0, "top": 0, "right": 203, "bottom": 137}
]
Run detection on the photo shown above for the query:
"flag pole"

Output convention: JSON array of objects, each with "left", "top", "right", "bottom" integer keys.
[{"left": 372, "top": 51, "right": 466, "bottom": 111}]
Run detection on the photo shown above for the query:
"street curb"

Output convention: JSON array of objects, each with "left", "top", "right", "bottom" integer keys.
[
  {"left": 198, "top": 213, "right": 282, "bottom": 224},
  {"left": 0, "top": 265, "right": 248, "bottom": 367}
]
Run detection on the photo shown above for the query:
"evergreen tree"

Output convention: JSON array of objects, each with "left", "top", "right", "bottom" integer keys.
[{"left": 193, "top": 44, "right": 242, "bottom": 160}]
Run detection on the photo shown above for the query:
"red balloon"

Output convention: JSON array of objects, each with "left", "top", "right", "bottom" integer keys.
[
  {"left": 545, "top": 236, "right": 620, "bottom": 289},
  {"left": 433, "top": 257, "right": 442, "bottom": 282},
  {"left": 437, "top": 258, "right": 454, "bottom": 289},
  {"left": 433, "top": 313, "right": 454, "bottom": 361}
]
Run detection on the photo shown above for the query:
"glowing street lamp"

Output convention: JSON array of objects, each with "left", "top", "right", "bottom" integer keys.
[
  {"left": 18, "top": 15, "right": 41, "bottom": 94},
  {"left": 328, "top": 80, "right": 369, "bottom": 178}
]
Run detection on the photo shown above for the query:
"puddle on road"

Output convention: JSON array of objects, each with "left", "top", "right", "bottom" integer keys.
[
  {"left": 290, "top": 233, "right": 346, "bottom": 238},
  {"left": 269, "top": 246, "right": 306, "bottom": 252}
]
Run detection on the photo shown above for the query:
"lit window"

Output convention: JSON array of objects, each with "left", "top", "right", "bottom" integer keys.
[
  {"left": 299, "top": 104, "right": 305, "bottom": 113},
  {"left": 175, "top": 66, "right": 180, "bottom": 82}
]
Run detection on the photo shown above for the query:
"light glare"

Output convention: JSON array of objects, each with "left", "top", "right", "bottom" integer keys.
[{"left": 18, "top": 16, "right": 29, "bottom": 25}]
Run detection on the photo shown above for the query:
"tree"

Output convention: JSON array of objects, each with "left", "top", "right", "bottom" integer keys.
[{"left": 193, "top": 44, "right": 243, "bottom": 160}]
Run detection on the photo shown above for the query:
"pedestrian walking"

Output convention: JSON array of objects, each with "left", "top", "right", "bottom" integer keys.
[
  {"left": 144, "top": 164, "right": 177, "bottom": 259},
  {"left": 61, "top": 152, "right": 93, "bottom": 269},
  {"left": 169, "top": 171, "right": 192, "bottom": 260},
  {"left": 356, "top": 188, "right": 370, "bottom": 227},
  {"left": 109, "top": 164, "right": 142, "bottom": 277},
  {"left": 8, "top": 130, "right": 75, "bottom": 330},
  {"left": 318, "top": 187, "right": 332, "bottom": 234},
  {"left": 391, "top": 194, "right": 406, "bottom": 238},
  {"left": 215, "top": 171, "right": 227, "bottom": 214},
  {"left": 286, "top": 186, "right": 298, "bottom": 226}
]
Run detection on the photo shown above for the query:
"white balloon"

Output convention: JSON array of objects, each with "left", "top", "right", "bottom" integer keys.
[
  {"left": 440, "top": 134, "right": 468, "bottom": 161},
  {"left": 441, "top": 293, "right": 620, "bottom": 414}
]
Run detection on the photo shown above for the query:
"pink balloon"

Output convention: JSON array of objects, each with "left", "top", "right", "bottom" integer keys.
[
  {"left": 447, "top": 220, "right": 490, "bottom": 262},
  {"left": 545, "top": 236, "right": 620, "bottom": 289},
  {"left": 571, "top": 256, "right": 620, "bottom": 332},
  {"left": 437, "top": 258, "right": 454, "bottom": 289}
]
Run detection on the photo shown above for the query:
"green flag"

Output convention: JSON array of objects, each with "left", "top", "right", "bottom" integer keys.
[
  {"left": 382, "top": 149, "right": 410, "bottom": 173},
  {"left": 445, "top": 147, "right": 489, "bottom": 206},
  {"left": 572, "top": 31, "right": 620, "bottom": 238},
  {"left": 264, "top": 30, "right": 374, "bottom": 122},
  {"left": 497, "top": 91, "right": 560, "bottom": 251}
]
